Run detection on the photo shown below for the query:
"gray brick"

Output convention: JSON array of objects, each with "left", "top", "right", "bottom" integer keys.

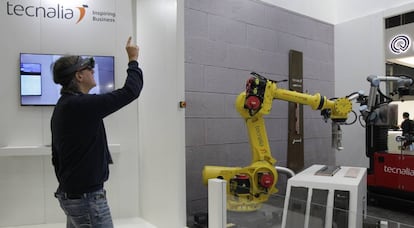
[
  {"left": 224, "top": 94, "right": 240, "bottom": 118},
  {"left": 185, "top": 9, "right": 208, "bottom": 38},
  {"left": 206, "top": 0, "right": 267, "bottom": 25},
  {"left": 231, "top": 0, "right": 266, "bottom": 26},
  {"left": 226, "top": 44, "right": 261, "bottom": 71},
  {"left": 279, "top": 118, "right": 289, "bottom": 141},
  {"left": 185, "top": 118, "right": 205, "bottom": 146},
  {"left": 188, "top": 144, "right": 229, "bottom": 168},
  {"left": 258, "top": 50, "right": 287, "bottom": 76},
  {"left": 185, "top": 63, "right": 204, "bottom": 91},
  {"left": 185, "top": 0, "right": 210, "bottom": 12},
  {"left": 247, "top": 25, "right": 277, "bottom": 52},
  {"left": 226, "top": 142, "right": 252, "bottom": 166},
  {"left": 303, "top": 118, "right": 331, "bottom": 139},
  {"left": 205, "top": 0, "right": 239, "bottom": 18},
  {"left": 267, "top": 96, "right": 289, "bottom": 119},
  {"left": 185, "top": 92, "right": 226, "bottom": 117},
  {"left": 270, "top": 140, "right": 288, "bottom": 165},
  {"left": 304, "top": 79, "right": 335, "bottom": 98},
  {"left": 305, "top": 40, "right": 334, "bottom": 63},
  {"left": 208, "top": 15, "right": 247, "bottom": 45},
  {"left": 204, "top": 66, "right": 245, "bottom": 94},
  {"left": 271, "top": 8, "right": 297, "bottom": 34},
  {"left": 276, "top": 175, "right": 288, "bottom": 195},
  {"left": 264, "top": 118, "right": 284, "bottom": 141},
  {"left": 303, "top": 57, "right": 323, "bottom": 80},
  {"left": 277, "top": 32, "right": 306, "bottom": 56},
  {"left": 304, "top": 138, "right": 334, "bottom": 167},
  {"left": 312, "top": 22, "right": 334, "bottom": 44},
  {"left": 303, "top": 105, "right": 321, "bottom": 120},
  {"left": 205, "top": 118, "right": 247, "bottom": 144},
  {"left": 185, "top": 37, "right": 228, "bottom": 66},
  {"left": 186, "top": 198, "right": 207, "bottom": 216},
  {"left": 293, "top": 16, "right": 316, "bottom": 39},
  {"left": 320, "top": 62, "right": 335, "bottom": 82},
  {"left": 263, "top": 4, "right": 287, "bottom": 31},
  {"left": 185, "top": 173, "right": 205, "bottom": 202},
  {"left": 186, "top": 145, "right": 229, "bottom": 199}
]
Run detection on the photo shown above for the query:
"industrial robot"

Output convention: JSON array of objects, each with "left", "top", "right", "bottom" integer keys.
[
  {"left": 202, "top": 72, "right": 363, "bottom": 212},
  {"left": 359, "top": 75, "right": 414, "bottom": 205}
]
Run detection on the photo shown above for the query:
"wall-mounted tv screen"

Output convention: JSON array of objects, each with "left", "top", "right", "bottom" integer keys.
[{"left": 20, "top": 53, "right": 115, "bottom": 106}]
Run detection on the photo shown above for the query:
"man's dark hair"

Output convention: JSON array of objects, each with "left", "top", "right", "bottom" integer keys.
[
  {"left": 52, "top": 56, "right": 81, "bottom": 94},
  {"left": 403, "top": 112, "right": 410, "bottom": 118}
]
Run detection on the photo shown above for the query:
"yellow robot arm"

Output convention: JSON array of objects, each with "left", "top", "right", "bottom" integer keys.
[
  {"left": 202, "top": 72, "right": 354, "bottom": 212},
  {"left": 237, "top": 72, "right": 352, "bottom": 122}
]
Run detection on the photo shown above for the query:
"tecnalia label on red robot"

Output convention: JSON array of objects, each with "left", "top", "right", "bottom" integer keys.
[{"left": 384, "top": 165, "right": 414, "bottom": 176}]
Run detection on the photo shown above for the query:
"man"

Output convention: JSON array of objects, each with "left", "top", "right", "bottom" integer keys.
[
  {"left": 51, "top": 37, "right": 143, "bottom": 227},
  {"left": 401, "top": 112, "right": 414, "bottom": 149}
]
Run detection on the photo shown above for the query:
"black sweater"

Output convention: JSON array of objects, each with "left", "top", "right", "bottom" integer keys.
[{"left": 51, "top": 61, "right": 143, "bottom": 194}]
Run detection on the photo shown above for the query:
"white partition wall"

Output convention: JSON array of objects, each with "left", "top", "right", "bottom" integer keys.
[
  {"left": 208, "top": 179, "right": 227, "bottom": 228},
  {"left": 136, "top": 0, "right": 187, "bottom": 227}
]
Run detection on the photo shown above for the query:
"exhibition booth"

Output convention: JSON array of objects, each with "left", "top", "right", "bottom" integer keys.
[{"left": 1, "top": 0, "right": 414, "bottom": 228}]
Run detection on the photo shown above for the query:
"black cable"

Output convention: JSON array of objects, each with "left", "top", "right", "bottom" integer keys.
[
  {"left": 377, "top": 88, "right": 393, "bottom": 103},
  {"left": 344, "top": 110, "right": 357, "bottom": 125}
]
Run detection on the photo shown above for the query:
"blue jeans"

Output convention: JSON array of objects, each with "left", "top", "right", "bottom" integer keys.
[{"left": 55, "top": 189, "right": 113, "bottom": 228}]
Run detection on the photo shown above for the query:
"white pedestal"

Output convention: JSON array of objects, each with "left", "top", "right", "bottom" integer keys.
[
  {"left": 281, "top": 164, "right": 367, "bottom": 228},
  {"left": 208, "top": 179, "right": 227, "bottom": 228}
]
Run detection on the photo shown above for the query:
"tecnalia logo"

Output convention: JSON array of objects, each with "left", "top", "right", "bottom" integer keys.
[
  {"left": 384, "top": 165, "right": 414, "bottom": 176},
  {"left": 5, "top": 1, "right": 88, "bottom": 24}
]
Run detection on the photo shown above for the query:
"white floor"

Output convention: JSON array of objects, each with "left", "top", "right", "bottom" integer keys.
[{"left": 1, "top": 218, "right": 156, "bottom": 228}]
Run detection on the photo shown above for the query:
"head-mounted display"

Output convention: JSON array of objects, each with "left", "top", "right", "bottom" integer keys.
[{"left": 57, "top": 56, "right": 95, "bottom": 76}]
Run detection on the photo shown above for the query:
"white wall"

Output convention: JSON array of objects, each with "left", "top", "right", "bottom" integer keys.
[
  {"left": 335, "top": 2, "right": 414, "bottom": 167},
  {"left": 334, "top": 14, "right": 384, "bottom": 167},
  {"left": 136, "top": 0, "right": 186, "bottom": 227},
  {"left": 261, "top": 0, "right": 414, "bottom": 24},
  {"left": 335, "top": 0, "right": 414, "bottom": 24},
  {"left": 0, "top": 0, "right": 186, "bottom": 227},
  {"left": 260, "top": 0, "right": 336, "bottom": 23},
  {"left": 0, "top": 0, "right": 138, "bottom": 225}
]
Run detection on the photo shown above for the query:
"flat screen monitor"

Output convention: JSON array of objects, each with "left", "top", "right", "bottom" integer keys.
[{"left": 20, "top": 53, "right": 115, "bottom": 106}]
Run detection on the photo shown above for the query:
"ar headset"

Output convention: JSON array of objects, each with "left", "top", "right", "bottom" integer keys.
[{"left": 58, "top": 56, "right": 95, "bottom": 76}]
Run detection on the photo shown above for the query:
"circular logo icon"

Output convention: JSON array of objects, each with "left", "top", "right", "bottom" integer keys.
[{"left": 390, "top": 34, "right": 411, "bottom": 54}]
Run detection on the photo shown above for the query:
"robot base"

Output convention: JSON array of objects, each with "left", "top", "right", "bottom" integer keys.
[{"left": 227, "top": 196, "right": 263, "bottom": 212}]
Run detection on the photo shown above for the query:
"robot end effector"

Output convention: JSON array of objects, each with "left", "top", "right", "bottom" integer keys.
[
  {"left": 320, "top": 90, "right": 364, "bottom": 151},
  {"left": 320, "top": 90, "right": 365, "bottom": 124},
  {"left": 321, "top": 74, "right": 414, "bottom": 124}
]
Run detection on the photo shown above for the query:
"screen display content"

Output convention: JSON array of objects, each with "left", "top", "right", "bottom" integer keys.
[{"left": 20, "top": 53, "right": 115, "bottom": 106}]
